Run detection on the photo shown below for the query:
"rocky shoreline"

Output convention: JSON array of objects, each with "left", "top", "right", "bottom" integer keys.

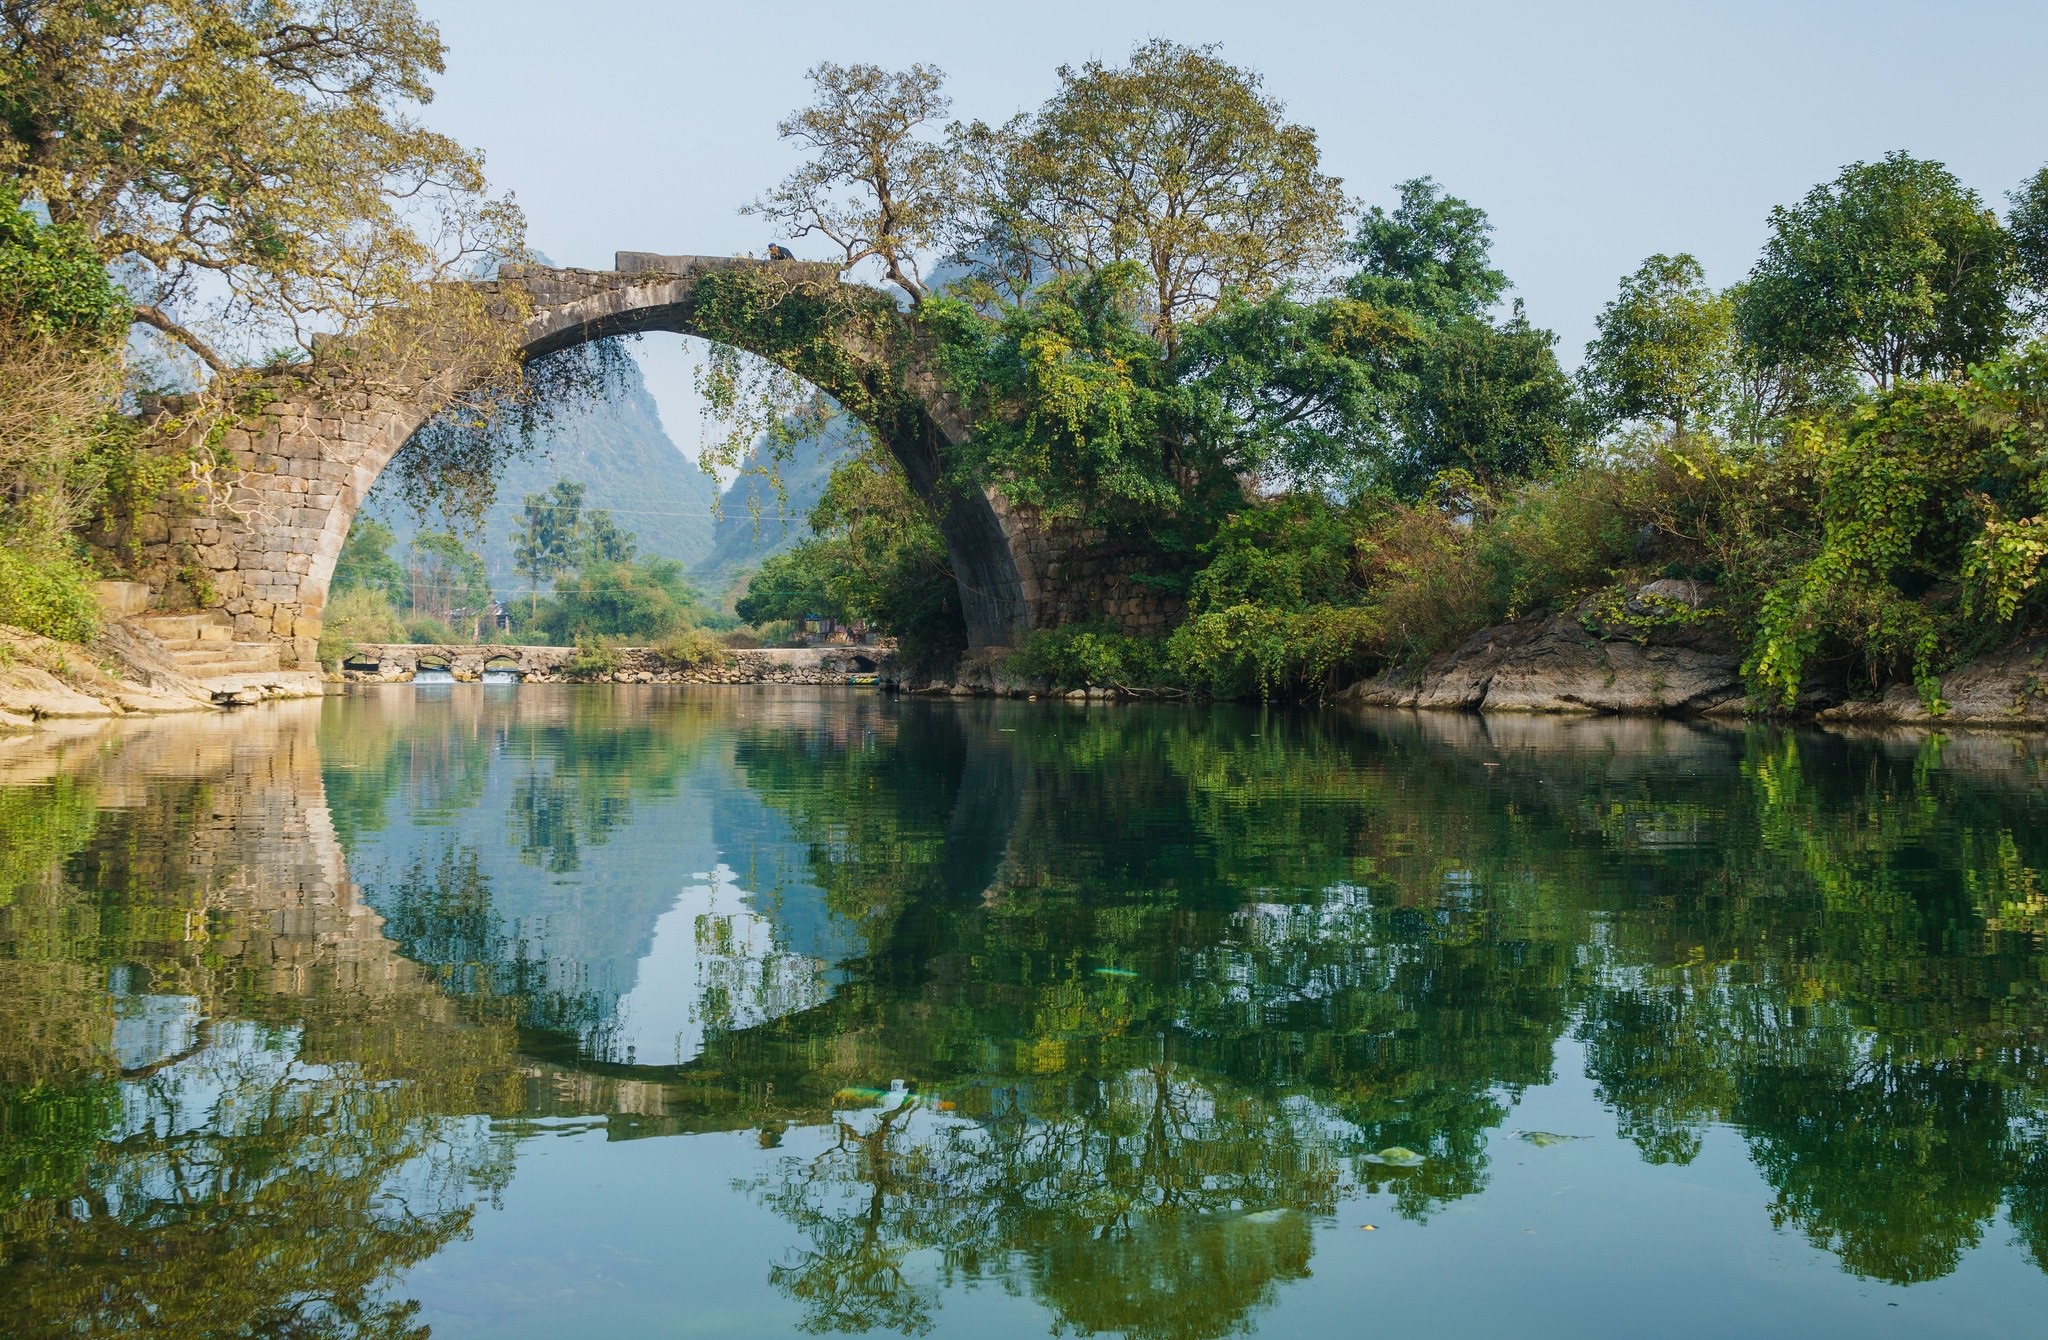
[
  {"left": 8, "top": 597, "right": 2045, "bottom": 734},
  {"left": 1331, "top": 598, "right": 2048, "bottom": 730}
]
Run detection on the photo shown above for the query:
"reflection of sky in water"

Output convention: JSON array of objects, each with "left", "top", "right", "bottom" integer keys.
[
  {"left": 609, "top": 863, "right": 829, "bottom": 1066},
  {"left": 110, "top": 981, "right": 202, "bottom": 1073},
  {"left": 342, "top": 735, "right": 854, "bottom": 1066}
]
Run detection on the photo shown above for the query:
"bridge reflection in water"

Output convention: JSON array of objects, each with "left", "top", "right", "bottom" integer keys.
[{"left": 5, "top": 689, "right": 2048, "bottom": 1338}]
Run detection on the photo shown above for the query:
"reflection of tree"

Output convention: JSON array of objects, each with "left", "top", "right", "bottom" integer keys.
[
  {"left": 0, "top": 752, "right": 525, "bottom": 1339},
  {"left": 3, "top": 1024, "right": 511, "bottom": 1340},
  {"left": 751, "top": 1067, "right": 1341, "bottom": 1340},
  {"left": 730, "top": 704, "right": 2048, "bottom": 1301},
  {"left": 1738, "top": 1060, "right": 2013, "bottom": 1283}
]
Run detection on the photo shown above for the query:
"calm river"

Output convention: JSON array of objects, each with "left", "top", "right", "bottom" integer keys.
[{"left": 4, "top": 686, "right": 2048, "bottom": 1338}]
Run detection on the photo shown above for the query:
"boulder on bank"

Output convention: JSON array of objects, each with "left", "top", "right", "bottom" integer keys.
[
  {"left": 1817, "top": 639, "right": 2048, "bottom": 728},
  {"left": 1337, "top": 589, "right": 1747, "bottom": 717}
]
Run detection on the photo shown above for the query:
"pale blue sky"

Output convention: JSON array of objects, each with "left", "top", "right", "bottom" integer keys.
[{"left": 417, "top": 0, "right": 2048, "bottom": 451}]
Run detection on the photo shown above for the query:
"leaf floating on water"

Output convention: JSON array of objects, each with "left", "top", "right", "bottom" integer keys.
[
  {"left": 1362, "top": 1146, "right": 1426, "bottom": 1168},
  {"left": 1360, "top": 1224, "right": 1378, "bottom": 1232},
  {"left": 1517, "top": 1131, "right": 1587, "bottom": 1148},
  {"left": 1092, "top": 966, "right": 1139, "bottom": 978}
]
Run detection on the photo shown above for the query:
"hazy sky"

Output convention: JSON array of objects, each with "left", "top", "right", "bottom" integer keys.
[{"left": 416, "top": 0, "right": 2048, "bottom": 452}]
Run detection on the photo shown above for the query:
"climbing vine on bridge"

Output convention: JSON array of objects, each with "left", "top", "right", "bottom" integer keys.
[{"left": 687, "top": 267, "right": 911, "bottom": 496}]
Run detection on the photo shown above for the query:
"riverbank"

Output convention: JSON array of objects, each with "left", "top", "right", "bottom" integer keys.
[
  {"left": 1332, "top": 607, "right": 2048, "bottom": 729},
  {"left": 0, "top": 621, "right": 320, "bottom": 731},
  {"left": 9, "top": 616, "right": 2045, "bottom": 735}
]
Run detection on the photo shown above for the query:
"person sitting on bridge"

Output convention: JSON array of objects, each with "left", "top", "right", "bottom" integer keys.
[{"left": 766, "top": 243, "right": 796, "bottom": 261}]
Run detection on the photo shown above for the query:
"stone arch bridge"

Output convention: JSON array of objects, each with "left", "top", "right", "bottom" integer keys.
[{"left": 116, "top": 254, "right": 1182, "bottom": 670}]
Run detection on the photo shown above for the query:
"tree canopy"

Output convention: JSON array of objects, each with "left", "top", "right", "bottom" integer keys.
[
  {"left": 0, "top": 0, "right": 521, "bottom": 373},
  {"left": 1582, "top": 253, "right": 1734, "bottom": 436},
  {"left": 1738, "top": 152, "right": 2020, "bottom": 389},
  {"left": 952, "top": 40, "right": 1347, "bottom": 352}
]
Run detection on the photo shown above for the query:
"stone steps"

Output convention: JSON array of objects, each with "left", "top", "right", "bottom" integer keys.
[
  {"left": 130, "top": 613, "right": 280, "bottom": 677},
  {"left": 134, "top": 613, "right": 235, "bottom": 644},
  {"left": 175, "top": 647, "right": 283, "bottom": 677}
]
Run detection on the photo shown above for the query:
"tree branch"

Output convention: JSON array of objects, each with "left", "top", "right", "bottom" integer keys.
[{"left": 132, "top": 305, "right": 229, "bottom": 377}]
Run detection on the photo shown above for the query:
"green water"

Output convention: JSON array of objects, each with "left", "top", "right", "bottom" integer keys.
[{"left": 5, "top": 686, "right": 2048, "bottom": 1338}]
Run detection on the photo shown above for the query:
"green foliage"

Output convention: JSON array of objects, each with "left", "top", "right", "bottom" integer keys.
[
  {"left": 1339, "top": 179, "right": 1583, "bottom": 497},
  {"left": 1177, "top": 291, "right": 1412, "bottom": 498},
  {"left": 1474, "top": 468, "right": 1639, "bottom": 618},
  {"left": 510, "top": 481, "right": 584, "bottom": 613},
  {"left": 405, "top": 530, "right": 490, "bottom": 631},
  {"left": 932, "top": 265, "right": 1181, "bottom": 517},
  {"left": 1185, "top": 495, "right": 1368, "bottom": 613},
  {"left": 1347, "top": 177, "right": 1508, "bottom": 324},
  {"left": 951, "top": 39, "right": 1347, "bottom": 350},
  {"left": 529, "top": 557, "right": 706, "bottom": 645},
  {"left": 0, "top": 0, "right": 523, "bottom": 369},
  {"left": 331, "top": 517, "right": 408, "bottom": 604},
  {"left": 739, "top": 450, "right": 964, "bottom": 665},
  {"left": 0, "top": 185, "right": 127, "bottom": 347},
  {"left": 736, "top": 547, "right": 844, "bottom": 626},
  {"left": 1168, "top": 604, "right": 1379, "bottom": 699},
  {"left": 574, "top": 507, "right": 636, "bottom": 566},
  {"left": 1006, "top": 623, "right": 1169, "bottom": 690},
  {"left": 318, "top": 587, "right": 404, "bottom": 666},
  {"left": 1747, "top": 342, "right": 2048, "bottom": 707},
  {"left": 653, "top": 628, "right": 729, "bottom": 668},
  {"left": 561, "top": 635, "right": 619, "bottom": 680},
  {"left": 1378, "top": 307, "right": 1581, "bottom": 496},
  {"left": 0, "top": 548, "right": 100, "bottom": 643},
  {"left": 1582, "top": 253, "right": 1734, "bottom": 435},
  {"left": 1739, "top": 151, "right": 2021, "bottom": 388},
  {"left": 2013, "top": 165, "right": 2048, "bottom": 321}
]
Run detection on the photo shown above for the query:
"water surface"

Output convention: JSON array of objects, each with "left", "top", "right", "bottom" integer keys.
[{"left": 4, "top": 686, "right": 2048, "bottom": 1337}]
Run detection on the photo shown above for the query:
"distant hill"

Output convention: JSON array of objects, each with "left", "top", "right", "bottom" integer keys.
[
  {"left": 362, "top": 354, "right": 719, "bottom": 600},
  {"left": 692, "top": 418, "right": 856, "bottom": 611}
]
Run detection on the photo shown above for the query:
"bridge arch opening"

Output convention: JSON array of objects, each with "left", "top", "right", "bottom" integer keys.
[{"left": 306, "top": 257, "right": 1031, "bottom": 664}]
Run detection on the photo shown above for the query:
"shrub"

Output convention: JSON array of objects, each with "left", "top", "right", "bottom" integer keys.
[
  {"left": 1005, "top": 623, "right": 1170, "bottom": 690},
  {"left": 1355, "top": 504, "right": 1490, "bottom": 662},
  {"left": 0, "top": 547, "right": 100, "bottom": 643},
  {"left": 1169, "top": 604, "right": 1379, "bottom": 699},
  {"left": 562, "top": 635, "right": 619, "bottom": 680},
  {"left": 1746, "top": 344, "right": 2048, "bottom": 708},
  {"left": 655, "top": 627, "right": 728, "bottom": 668},
  {"left": 1476, "top": 467, "right": 1636, "bottom": 617}
]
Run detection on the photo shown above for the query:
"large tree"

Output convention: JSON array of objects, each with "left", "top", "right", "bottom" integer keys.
[
  {"left": 0, "top": 0, "right": 520, "bottom": 372},
  {"left": 1737, "top": 152, "right": 2020, "bottom": 389},
  {"left": 510, "top": 481, "right": 583, "bottom": 619},
  {"left": 1581, "top": 253, "right": 1733, "bottom": 437},
  {"left": 1346, "top": 177, "right": 1506, "bottom": 324},
  {"left": 744, "top": 61, "right": 952, "bottom": 305},
  {"left": 2011, "top": 165, "right": 2048, "bottom": 323},
  {"left": 952, "top": 40, "right": 1347, "bottom": 353},
  {"left": 1342, "top": 180, "right": 1581, "bottom": 496}
]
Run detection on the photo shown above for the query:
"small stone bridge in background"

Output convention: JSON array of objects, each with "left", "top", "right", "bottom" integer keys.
[
  {"left": 342, "top": 642, "right": 890, "bottom": 684},
  {"left": 112, "top": 255, "right": 1184, "bottom": 671}
]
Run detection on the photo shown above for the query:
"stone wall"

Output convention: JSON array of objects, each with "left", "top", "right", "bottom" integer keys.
[
  {"left": 1000, "top": 501, "right": 1187, "bottom": 638},
  {"left": 99, "top": 385, "right": 421, "bottom": 671}
]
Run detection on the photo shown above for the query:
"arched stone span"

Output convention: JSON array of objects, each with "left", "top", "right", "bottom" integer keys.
[
  {"left": 497, "top": 254, "right": 1035, "bottom": 653},
  {"left": 120, "top": 253, "right": 1189, "bottom": 669},
  {"left": 131, "top": 255, "right": 1039, "bottom": 668}
]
